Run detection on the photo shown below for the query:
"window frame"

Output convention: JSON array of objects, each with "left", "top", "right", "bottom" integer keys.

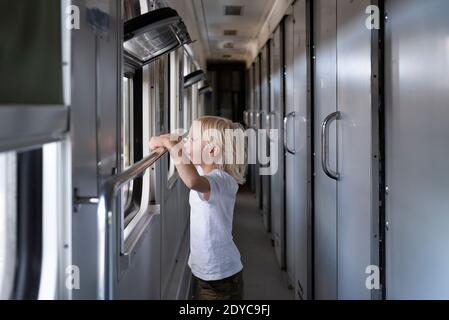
[
  {"left": 1, "top": 143, "right": 72, "bottom": 300},
  {"left": 167, "top": 49, "right": 183, "bottom": 185},
  {"left": 0, "top": 151, "right": 17, "bottom": 300},
  {"left": 121, "top": 69, "right": 144, "bottom": 227},
  {"left": 11, "top": 148, "right": 43, "bottom": 300},
  {"left": 122, "top": 65, "right": 151, "bottom": 238},
  {"left": 119, "top": 3, "right": 167, "bottom": 265},
  {"left": 121, "top": 76, "right": 135, "bottom": 212},
  {"left": 39, "top": 140, "right": 72, "bottom": 300},
  {"left": 121, "top": 58, "right": 163, "bottom": 257}
]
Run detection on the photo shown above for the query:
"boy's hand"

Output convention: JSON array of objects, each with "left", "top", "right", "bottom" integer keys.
[
  {"left": 149, "top": 135, "right": 168, "bottom": 151},
  {"left": 149, "top": 134, "right": 182, "bottom": 151}
]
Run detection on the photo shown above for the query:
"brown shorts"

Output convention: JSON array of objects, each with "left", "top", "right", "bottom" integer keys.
[{"left": 193, "top": 271, "right": 244, "bottom": 300}]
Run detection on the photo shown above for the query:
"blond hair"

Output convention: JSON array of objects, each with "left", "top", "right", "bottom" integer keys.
[{"left": 194, "top": 116, "right": 248, "bottom": 185}]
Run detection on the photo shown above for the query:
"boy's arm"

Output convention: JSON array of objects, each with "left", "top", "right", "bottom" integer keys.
[{"left": 149, "top": 135, "right": 211, "bottom": 199}]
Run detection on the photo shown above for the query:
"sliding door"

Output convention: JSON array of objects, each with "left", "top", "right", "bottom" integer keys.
[
  {"left": 284, "top": 0, "right": 312, "bottom": 299},
  {"left": 314, "top": 0, "right": 379, "bottom": 299}
]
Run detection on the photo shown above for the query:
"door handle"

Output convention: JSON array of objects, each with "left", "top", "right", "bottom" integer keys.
[
  {"left": 266, "top": 112, "right": 277, "bottom": 141},
  {"left": 248, "top": 111, "right": 255, "bottom": 129},
  {"left": 321, "top": 111, "right": 341, "bottom": 180},
  {"left": 256, "top": 111, "right": 266, "bottom": 130},
  {"left": 244, "top": 110, "right": 253, "bottom": 128},
  {"left": 284, "top": 112, "right": 297, "bottom": 155}
]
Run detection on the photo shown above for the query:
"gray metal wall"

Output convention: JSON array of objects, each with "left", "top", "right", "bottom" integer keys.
[
  {"left": 260, "top": 46, "right": 272, "bottom": 233},
  {"left": 248, "top": 65, "right": 257, "bottom": 194},
  {"left": 269, "top": 24, "right": 286, "bottom": 268},
  {"left": 71, "top": 0, "right": 191, "bottom": 300},
  {"left": 385, "top": 0, "right": 449, "bottom": 299},
  {"left": 71, "top": 0, "right": 122, "bottom": 299},
  {"left": 254, "top": 57, "right": 262, "bottom": 206}
]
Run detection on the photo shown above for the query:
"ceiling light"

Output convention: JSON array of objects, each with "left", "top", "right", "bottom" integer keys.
[
  {"left": 199, "top": 85, "right": 213, "bottom": 95},
  {"left": 224, "top": 6, "right": 243, "bottom": 16},
  {"left": 184, "top": 70, "right": 206, "bottom": 89},
  {"left": 224, "top": 30, "right": 237, "bottom": 36},
  {"left": 124, "top": 7, "right": 191, "bottom": 68}
]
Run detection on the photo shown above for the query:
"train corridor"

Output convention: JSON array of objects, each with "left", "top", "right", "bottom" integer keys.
[
  {"left": 233, "top": 186, "right": 294, "bottom": 300},
  {"left": 2, "top": 0, "right": 449, "bottom": 303}
]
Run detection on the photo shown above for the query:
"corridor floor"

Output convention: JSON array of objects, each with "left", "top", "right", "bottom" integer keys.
[{"left": 233, "top": 185, "right": 294, "bottom": 300}]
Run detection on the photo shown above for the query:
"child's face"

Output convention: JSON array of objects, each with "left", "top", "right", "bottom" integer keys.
[
  {"left": 185, "top": 122, "right": 218, "bottom": 166},
  {"left": 185, "top": 125, "right": 205, "bottom": 165}
]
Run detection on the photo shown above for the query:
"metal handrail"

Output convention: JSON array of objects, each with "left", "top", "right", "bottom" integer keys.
[{"left": 97, "top": 147, "right": 168, "bottom": 300}]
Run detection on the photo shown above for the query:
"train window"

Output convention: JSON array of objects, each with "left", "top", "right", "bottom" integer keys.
[
  {"left": 122, "top": 51, "right": 170, "bottom": 237},
  {"left": 122, "top": 69, "right": 144, "bottom": 226},
  {"left": 0, "top": 143, "right": 70, "bottom": 299},
  {"left": 123, "top": 60, "right": 159, "bottom": 243},
  {"left": 0, "top": 152, "right": 17, "bottom": 300}
]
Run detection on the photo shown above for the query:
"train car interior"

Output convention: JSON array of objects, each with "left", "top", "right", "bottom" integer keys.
[{"left": 0, "top": 0, "right": 449, "bottom": 301}]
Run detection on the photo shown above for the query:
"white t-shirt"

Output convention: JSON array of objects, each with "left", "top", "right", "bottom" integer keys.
[{"left": 188, "top": 167, "right": 243, "bottom": 281}]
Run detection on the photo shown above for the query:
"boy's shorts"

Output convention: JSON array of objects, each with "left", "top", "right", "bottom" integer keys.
[{"left": 193, "top": 271, "right": 244, "bottom": 300}]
